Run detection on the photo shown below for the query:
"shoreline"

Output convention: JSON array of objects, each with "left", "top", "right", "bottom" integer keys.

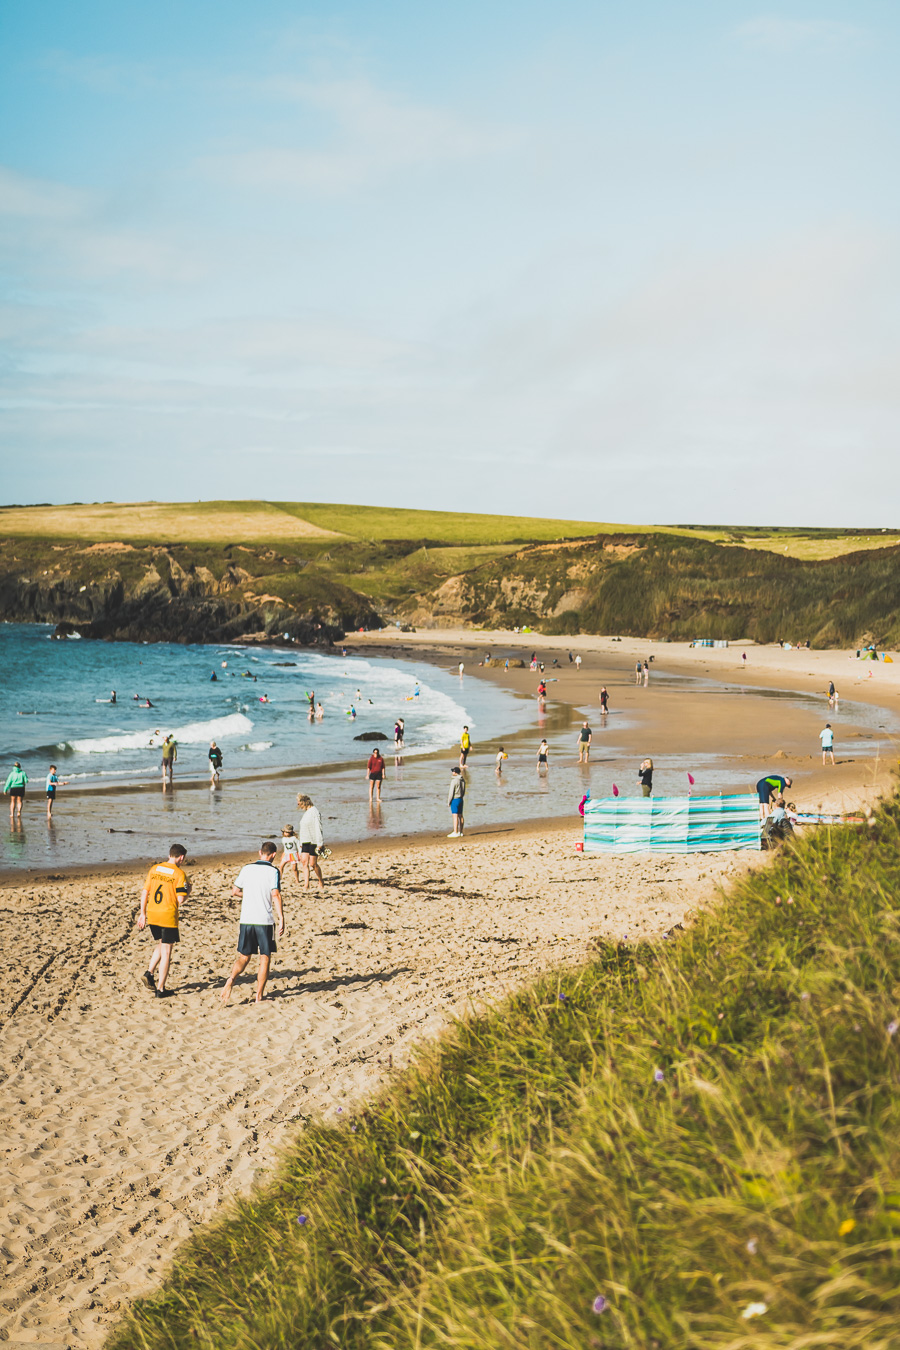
[{"left": 3, "top": 629, "right": 898, "bottom": 879}]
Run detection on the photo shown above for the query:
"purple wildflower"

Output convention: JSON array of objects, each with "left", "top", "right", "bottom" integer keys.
[
  {"left": 592, "top": 1294, "right": 609, "bottom": 1315},
  {"left": 889, "top": 1021, "right": 899, "bottom": 1037},
  {"left": 653, "top": 1069, "right": 665, "bottom": 1083},
  {"left": 296, "top": 1214, "right": 308, "bottom": 1225},
  {"left": 800, "top": 992, "right": 810, "bottom": 1001}
]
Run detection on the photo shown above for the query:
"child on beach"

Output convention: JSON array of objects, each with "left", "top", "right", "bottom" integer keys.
[
  {"left": 495, "top": 747, "right": 507, "bottom": 774},
  {"left": 280, "top": 825, "right": 301, "bottom": 885},
  {"left": 45, "top": 764, "right": 68, "bottom": 818}
]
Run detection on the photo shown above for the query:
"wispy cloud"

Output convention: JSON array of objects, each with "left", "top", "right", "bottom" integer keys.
[
  {"left": 39, "top": 49, "right": 163, "bottom": 93},
  {"left": 0, "top": 165, "right": 199, "bottom": 283},
  {"left": 200, "top": 77, "right": 517, "bottom": 193},
  {"left": 735, "top": 16, "right": 868, "bottom": 52}
]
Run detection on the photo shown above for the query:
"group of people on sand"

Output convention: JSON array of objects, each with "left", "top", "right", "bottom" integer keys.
[{"left": 138, "top": 792, "right": 329, "bottom": 1003}]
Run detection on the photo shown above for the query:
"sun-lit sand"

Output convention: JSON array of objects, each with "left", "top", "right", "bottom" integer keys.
[{"left": 1, "top": 631, "right": 897, "bottom": 1345}]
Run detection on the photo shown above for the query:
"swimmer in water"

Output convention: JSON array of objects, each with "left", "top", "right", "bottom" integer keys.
[
  {"left": 140, "top": 699, "right": 154, "bottom": 708},
  {"left": 315, "top": 702, "right": 324, "bottom": 719},
  {"left": 110, "top": 690, "right": 117, "bottom": 704}
]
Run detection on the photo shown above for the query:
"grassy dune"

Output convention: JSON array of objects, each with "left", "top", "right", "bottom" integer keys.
[
  {"left": 7, "top": 499, "right": 896, "bottom": 555},
  {"left": 109, "top": 795, "right": 900, "bottom": 1349},
  {"left": 0, "top": 500, "right": 637, "bottom": 546}
]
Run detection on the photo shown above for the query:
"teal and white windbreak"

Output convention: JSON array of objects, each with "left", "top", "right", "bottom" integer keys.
[{"left": 583, "top": 795, "right": 761, "bottom": 855}]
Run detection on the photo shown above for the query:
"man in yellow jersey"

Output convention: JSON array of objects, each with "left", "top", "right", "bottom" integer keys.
[
  {"left": 459, "top": 725, "right": 471, "bottom": 767},
  {"left": 137, "top": 843, "right": 191, "bottom": 998}
]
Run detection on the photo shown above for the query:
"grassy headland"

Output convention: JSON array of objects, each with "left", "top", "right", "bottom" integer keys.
[
  {"left": 109, "top": 794, "right": 900, "bottom": 1349},
  {"left": 1, "top": 502, "right": 899, "bottom": 645}
]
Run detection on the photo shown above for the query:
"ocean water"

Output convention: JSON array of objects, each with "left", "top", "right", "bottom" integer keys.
[{"left": 0, "top": 624, "right": 529, "bottom": 785}]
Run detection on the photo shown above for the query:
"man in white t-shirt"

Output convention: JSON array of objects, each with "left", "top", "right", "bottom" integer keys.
[
  {"left": 220, "top": 842, "right": 284, "bottom": 1005},
  {"left": 820, "top": 723, "right": 835, "bottom": 766}
]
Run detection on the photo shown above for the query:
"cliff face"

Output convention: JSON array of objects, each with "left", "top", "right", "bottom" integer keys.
[{"left": 0, "top": 540, "right": 381, "bottom": 644}]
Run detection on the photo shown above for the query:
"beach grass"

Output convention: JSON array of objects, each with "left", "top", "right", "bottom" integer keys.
[{"left": 108, "top": 791, "right": 900, "bottom": 1349}]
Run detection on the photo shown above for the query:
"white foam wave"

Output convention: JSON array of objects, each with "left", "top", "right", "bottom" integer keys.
[
  {"left": 240, "top": 740, "right": 274, "bottom": 752},
  {"left": 66, "top": 712, "right": 254, "bottom": 755}
]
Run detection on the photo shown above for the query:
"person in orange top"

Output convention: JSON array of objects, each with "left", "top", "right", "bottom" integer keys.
[{"left": 137, "top": 844, "right": 191, "bottom": 997}]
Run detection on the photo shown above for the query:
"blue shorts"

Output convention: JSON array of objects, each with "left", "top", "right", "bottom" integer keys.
[
  {"left": 237, "top": 924, "right": 277, "bottom": 956},
  {"left": 450, "top": 799, "right": 463, "bottom": 815}
]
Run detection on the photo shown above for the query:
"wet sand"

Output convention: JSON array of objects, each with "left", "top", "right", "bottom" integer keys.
[{"left": 1, "top": 631, "right": 897, "bottom": 1346}]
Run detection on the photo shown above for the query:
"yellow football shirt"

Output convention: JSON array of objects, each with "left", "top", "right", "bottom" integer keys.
[{"left": 143, "top": 862, "right": 188, "bottom": 928}]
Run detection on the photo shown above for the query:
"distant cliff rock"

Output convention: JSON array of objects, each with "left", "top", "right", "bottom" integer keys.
[{"left": 0, "top": 539, "right": 381, "bottom": 645}]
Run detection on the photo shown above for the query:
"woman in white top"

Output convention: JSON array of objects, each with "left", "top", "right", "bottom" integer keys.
[{"left": 296, "top": 793, "right": 325, "bottom": 892}]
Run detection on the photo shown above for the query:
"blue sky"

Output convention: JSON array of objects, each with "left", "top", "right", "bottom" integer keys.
[{"left": 1, "top": 1, "right": 898, "bottom": 524}]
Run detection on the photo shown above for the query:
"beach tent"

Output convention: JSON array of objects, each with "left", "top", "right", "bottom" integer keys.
[{"left": 583, "top": 794, "right": 760, "bottom": 855}]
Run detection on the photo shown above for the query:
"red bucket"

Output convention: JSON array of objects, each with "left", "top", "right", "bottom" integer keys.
[{"left": 575, "top": 841, "right": 584, "bottom": 852}]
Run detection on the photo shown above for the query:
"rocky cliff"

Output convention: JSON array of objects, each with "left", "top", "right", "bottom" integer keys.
[{"left": 0, "top": 539, "right": 381, "bottom": 644}]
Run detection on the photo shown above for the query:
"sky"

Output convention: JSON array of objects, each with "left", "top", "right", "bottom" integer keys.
[{"left": 1, "top": 0, "right": 898, "bottom": 526}]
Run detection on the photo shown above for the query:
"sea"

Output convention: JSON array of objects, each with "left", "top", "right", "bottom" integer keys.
[
  {"left": 0, "top": 624, "right": 523, "bottom": 785},
  {"left": 2, "top": 625, "right": 897, "bottom": 874}
]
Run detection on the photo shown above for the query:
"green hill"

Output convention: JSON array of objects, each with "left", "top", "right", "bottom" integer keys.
[{"left": 1, "top": 502, "right": 899, "bottom": 646}]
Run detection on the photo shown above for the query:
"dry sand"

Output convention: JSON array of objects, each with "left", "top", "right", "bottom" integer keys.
[{"left": 1, "top": 631, "right": 897, "bottom": 1347}]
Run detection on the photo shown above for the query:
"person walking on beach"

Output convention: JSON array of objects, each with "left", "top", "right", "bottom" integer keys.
[
  {"left": 137, "top": 843, "right": 191, "bottom": 998},
  {"left": 208, "top": 740, "right": 223, "bottom": 784},
  {"left": 394, "top": 718, "right": 405, "bottom": 750},
  {"left": 279, "top": 825, "right": 301, "bottom": 886},
  {"left": 643, "top": 661, "right": 650, "bottom": 686},
  {"left": 367, "top": 748, "right": 385, "bottom": 803},
  {"left": 45, "top": 764, "right": 68, "bottom": 818},
  {"left": 220, "top": 842, "right": 284, "bottom": 1005},
  {"left": 757, "top": 773, "right": 792, "bottom": 821},
  {"left": 536, "top": 739, "right": 550, "bottom": 772},
  {"left": 578, "top": 721, "right": 592, "bottom": 763},
  {"left": 635, "top": 660, "right": 643, "bottom": 686},
  {"left": 639, "top": 758, "right": 653, "bottom": 797},
  {"left": 820, "top": 723, "right": 835, "bottom": 766},
  {"left": 495, "top": 747, "right": 507, "bottom": 775},
  {"left": 447, "top": 766, "right": 466, "bottom": 837},
  {"left": 161, "top": 735, "right": 177, "bottom": 782},
  {"left": 827, "top": 680, "right": 836, "bottom": 708},
  {"left": 575, "top": 654, "right": 582, "bottom": 671},
  {"left": 296, "top": 793, "right": 326, "bottom": 892},
  {"left": 4, "top": 760, "right": 27, "bottom": 822},
  {"left": 460, "top": 726, "right": 471, "bottom": 766},
  {"left": 599, "top": 686, "right": 610, "bottom": 715}
]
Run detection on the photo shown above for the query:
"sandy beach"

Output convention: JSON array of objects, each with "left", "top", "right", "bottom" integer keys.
[{"left": 1, "top": 632, "right": 897, "bottom": 1346}]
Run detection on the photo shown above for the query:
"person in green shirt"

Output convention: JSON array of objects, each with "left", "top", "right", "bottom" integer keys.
[{"left": 4, "top": 760, "right": 28, "bottom": 822}]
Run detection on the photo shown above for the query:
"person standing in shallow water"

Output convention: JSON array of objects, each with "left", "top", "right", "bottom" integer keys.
[
  {"left": 4, "top": 760, "right": 27, "bottom": 822},
  {"left": 367, "top": 748, "right": 385, "bottom": 803},
  {"left": 447, "top": 766, "right": 465, "bottom": 836}
]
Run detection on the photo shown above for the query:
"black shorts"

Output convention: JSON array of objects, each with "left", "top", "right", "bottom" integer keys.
[
  {"left": 238, "top": 923, "right": 277, "bottom": 955},
  {"left": 149, "top": 924, "right": 180, "bottom": 943},
  {"left": 46, "top": 789, "right": 56, "bottom": 799},
  {"left": 460, "top": 748, "right": 469, "bottom": 763},
  {"left": 368, "top": 772, "right": 383, "bottom": 782},
  {"left": 300, "top": 842, "right": 318, "bottom": 856},
  {"left": 9, "top": 786, "right": 24, "bottom": 798}
]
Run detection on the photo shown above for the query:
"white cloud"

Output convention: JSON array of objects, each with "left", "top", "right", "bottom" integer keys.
[
  {"left": 0, "top": 166, "right": 86, "bottom": 221},
  {"left": 200, "top": 77, "right": 517, "bottom": 193},
  {"left": 0, "top": 164, "right": 201, "bottom": 284},
  {"left": 735, "top": 17, "right": 867, "bottom": 52},
  {"left": 39, "top": 49, "right": 163, "bottom": 94}
]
